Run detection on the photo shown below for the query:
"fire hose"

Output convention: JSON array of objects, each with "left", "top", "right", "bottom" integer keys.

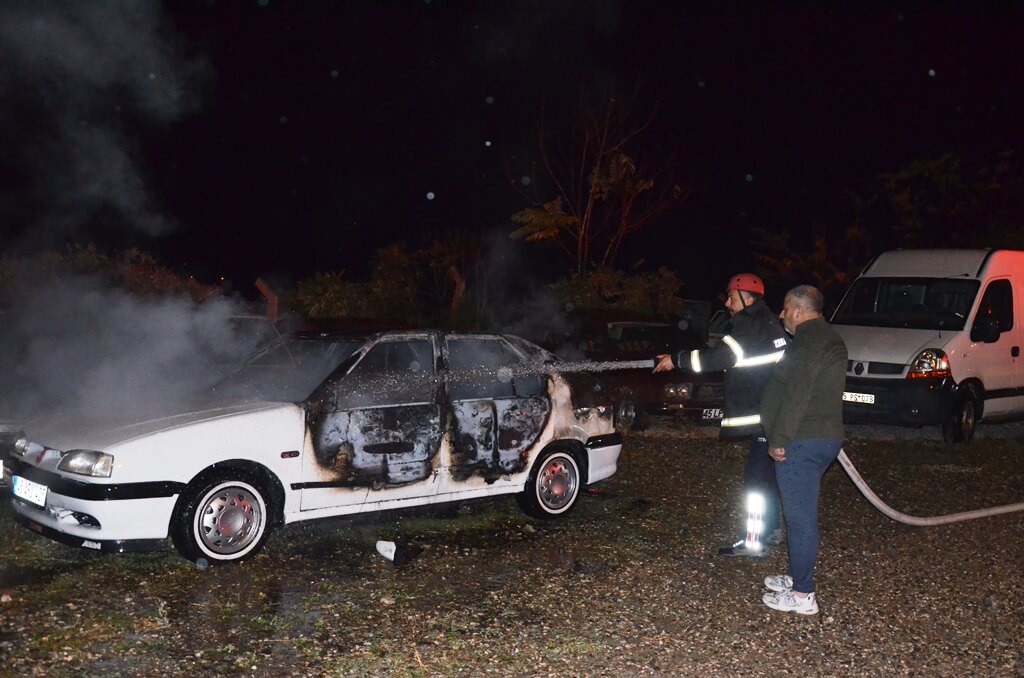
[{"left": 836, "top": 449, "right": 1024, "bottom": 526}]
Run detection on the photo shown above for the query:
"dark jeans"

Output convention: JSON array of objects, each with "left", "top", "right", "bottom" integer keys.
[
  {"left": 743, "top": 435, "right": 780, "bottom": 536},
  {"left": 774, "top": 438, "right": 843, "bottom": 594}
]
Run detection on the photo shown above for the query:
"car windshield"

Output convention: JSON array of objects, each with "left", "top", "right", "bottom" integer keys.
[
  {"left": 211, "top": 335, "right": 365, "bottom": 402},
  {"left": 832, "top": 277, "right": 980, "bottom": 330}
]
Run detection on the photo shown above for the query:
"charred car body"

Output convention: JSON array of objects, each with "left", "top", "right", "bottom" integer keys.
[{"left": 2, "top": 331, "right": 622, "bottom": 563}]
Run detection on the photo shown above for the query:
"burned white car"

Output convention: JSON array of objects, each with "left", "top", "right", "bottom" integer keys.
[{"left": 2, "top": 331, "right": 622, "bottom": 563}]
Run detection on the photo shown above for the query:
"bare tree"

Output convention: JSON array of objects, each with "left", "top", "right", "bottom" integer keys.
[{"left": 509, "top": 87, "right": 688, "bottom": 277}]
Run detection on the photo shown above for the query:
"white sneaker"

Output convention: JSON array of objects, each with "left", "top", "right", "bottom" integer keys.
[
  {"left": 764, "top": 574, "right": 793, "bottom": 592},
  {"left": 763, "top": 590, "right": 818, "bottom": 615}
]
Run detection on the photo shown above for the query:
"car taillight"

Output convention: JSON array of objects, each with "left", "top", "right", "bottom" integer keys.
[{"left": 907, "top": 349, "right": 951, "bottom": 379}]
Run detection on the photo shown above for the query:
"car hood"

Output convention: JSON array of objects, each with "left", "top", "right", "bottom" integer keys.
[
  {"left": 831, "top": 324, "right": 952, "bottom": 364},
  {"left": 27, "top": 401, "right": 301, "bottom": 452}
]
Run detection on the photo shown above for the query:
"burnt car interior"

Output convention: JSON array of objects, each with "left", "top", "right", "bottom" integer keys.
[{"left": 306, "top": 333, "right": 555, "bottom": 489}]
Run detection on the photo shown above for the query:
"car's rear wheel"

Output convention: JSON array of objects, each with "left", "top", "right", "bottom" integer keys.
[
  {"left": 516, "top": 448, "right": 581, "bottom": 519},
  {"left": 171, "top": 469, "right": 271, "bottom": 564}
]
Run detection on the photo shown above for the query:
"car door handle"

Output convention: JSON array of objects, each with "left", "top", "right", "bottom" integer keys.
[{"left": 1013, "top": 346, "right": 1020, "bottom": 357}]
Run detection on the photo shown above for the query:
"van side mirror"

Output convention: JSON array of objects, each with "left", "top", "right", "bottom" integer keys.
[{"left": 970, "top": 316, "right": 1000, "bottom": 343}]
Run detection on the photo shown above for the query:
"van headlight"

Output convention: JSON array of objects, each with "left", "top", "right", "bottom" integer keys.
[
  {"left": 58, "top": 450, "right": 114, "bottom": 478},
  {"left": 907, "top": 349, "right": 951, "bottom": 379}
]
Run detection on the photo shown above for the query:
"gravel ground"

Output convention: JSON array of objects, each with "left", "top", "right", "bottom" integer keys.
[{"left": 0, "top": 422, "right": 1022, "bottom": 676}]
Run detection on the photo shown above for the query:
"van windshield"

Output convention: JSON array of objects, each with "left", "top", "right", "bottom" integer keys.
[{"left": 832, "top": 277, "right": 979, "bottom": 330}]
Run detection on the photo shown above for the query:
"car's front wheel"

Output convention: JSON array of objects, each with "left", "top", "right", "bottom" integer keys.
[
  {"left": 516, "top": 448, "right": 581, "bottom": 519},
  {"left": 171, "top": 469, "right": 271, "bottom": 564},
  {"left": 942, "top": 391, "right": 978, "bottom": 444}
]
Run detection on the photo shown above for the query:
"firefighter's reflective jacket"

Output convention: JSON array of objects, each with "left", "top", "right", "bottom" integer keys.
[{"left": 672, "top": 297, "right": 787, "bottom": 438}]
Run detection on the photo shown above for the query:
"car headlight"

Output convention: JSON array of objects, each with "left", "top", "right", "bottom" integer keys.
[
  {"left": 57, "top": 450, "right": 114, "bottom": 478},
  {"left": 907, "top": 349, "right": 951, "bottom": 379},
  {"left": 12, "top": 437, "right": 44, "bottom": 457},
  {"left": 664, "top": 384, "right": 690, "bottom": 399}
]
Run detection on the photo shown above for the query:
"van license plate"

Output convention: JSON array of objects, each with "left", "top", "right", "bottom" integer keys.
[
  {"left": 702, "top": 408, "right": 723, "bottom": 420},
  {"left": 842, "top": 391, "right": 875, "bottom": 404},
  {"left": 12, "top": 475, "right": 48, "bottom": 508}
]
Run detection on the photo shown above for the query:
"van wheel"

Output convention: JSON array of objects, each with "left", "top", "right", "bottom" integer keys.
[{"left": 942, "top": 393, "right": 977, "bottom": 444}]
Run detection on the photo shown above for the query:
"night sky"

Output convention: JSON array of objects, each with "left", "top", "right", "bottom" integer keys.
[{"left": 0, "top": 1, "right": 1021, "bottom": 300}]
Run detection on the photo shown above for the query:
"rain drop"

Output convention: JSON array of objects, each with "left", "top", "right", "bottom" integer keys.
[
  {"left": 195, "top": 558, "right": 209, "bottom": 570},
  {"left": 520, "top": 176, "right": 531, "bottom": 186},
  {"left": 928, "top": 69, "right": 936, "bottom": 77},
  {"left": 330, "top": 70, "right": 339, "bottom": 78},
  {"left": 426, "top": 192, "right": 435, "bottom": 200},
  {"left": 409, "top": 361, "right": 421, "bottom": 372},
  {"left": 148, "top": 72, "right": 156, "bottom": 80},
  {"left": 279, "top": 115, "right": 288, "bottom": 125},
  {"left": 745, "top": 174, "right": 753, "bottom": 182},
  {"left": 497, "top": 367, "right": 513, "bottom": 383},
  {"left": 485, "top": 96, "right": 495, "bottom": 105},
  {"left": 484, "top": 140, "right": 492, "bottom": 147},
  {"left": 697, "top": 80, "right": 705, "bottom": 88}
]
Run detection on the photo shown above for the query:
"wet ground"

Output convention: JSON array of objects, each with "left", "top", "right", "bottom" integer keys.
[{"left": 1, "top": 420, "right": 1022, "bottom": 676}]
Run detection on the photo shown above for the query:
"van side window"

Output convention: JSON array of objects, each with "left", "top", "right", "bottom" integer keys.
[{"left": 977, "top": 279, "right": 1013, "bottom": 333}]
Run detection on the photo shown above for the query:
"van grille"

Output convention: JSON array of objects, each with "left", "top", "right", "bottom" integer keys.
[
  {"left": 847, "top": 361, "right": 906, "bottom": 376},
  {"left": 868, "top": 362, "right": 905, "bottom": 375}
]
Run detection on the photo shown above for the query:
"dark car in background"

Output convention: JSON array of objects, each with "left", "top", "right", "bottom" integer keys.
[{"left": 544, "top": 303, "right": 726, "bottom": 430}]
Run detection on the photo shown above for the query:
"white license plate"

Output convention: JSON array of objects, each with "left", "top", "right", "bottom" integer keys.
[
  {"left": 702, "top": 408, "right": 723, "bottom": 420},
  {"left": 842, "top": 391, "right": 876, "bottom": 404},
  {"left": 12, "top": 475, "right": 48, "bottom": 508}
]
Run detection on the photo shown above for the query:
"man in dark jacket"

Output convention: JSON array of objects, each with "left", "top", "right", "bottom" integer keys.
[
  {"left": 654, "top": 273, "right": 788, "bottom": 557},
  {"left": 759, "top": 284, "right": 847, "bottom": 616}
]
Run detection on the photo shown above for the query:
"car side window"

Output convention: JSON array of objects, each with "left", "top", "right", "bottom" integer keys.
[
  {"left": 447, "top": 338, "right": 515, "bottom": 400},
  {"left": 976, "top": 279, "right": 1013, "bottom": 333},
  {"left": 338, "top": 339, "right": 434, "bottom": 406}
]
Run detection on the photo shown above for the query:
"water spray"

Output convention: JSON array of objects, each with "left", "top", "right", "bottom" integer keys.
[{"left": 551, "top": 359, "right": 657, "bottom": 373}]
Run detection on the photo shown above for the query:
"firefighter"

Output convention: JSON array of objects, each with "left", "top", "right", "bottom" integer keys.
[{"left": 654, "top": 273, "right": 788, "bottom": 557}]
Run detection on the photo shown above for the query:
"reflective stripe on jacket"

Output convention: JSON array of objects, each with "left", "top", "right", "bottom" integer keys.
[{"left": 674, "top": 298, "right": 788, "bottom": 438}]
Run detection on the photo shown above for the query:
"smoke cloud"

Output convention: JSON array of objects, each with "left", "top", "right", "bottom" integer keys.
[
  {"left": 0, "top": 278, "right": 263, "bottom": 426},
  {"left": 0, "top": 1, "right": 207, "bottom": 245}
]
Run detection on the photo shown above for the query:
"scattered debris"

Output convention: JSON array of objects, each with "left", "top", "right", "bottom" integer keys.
[{"left": 375, "top": 540, "right": 423, "bottom": 567}]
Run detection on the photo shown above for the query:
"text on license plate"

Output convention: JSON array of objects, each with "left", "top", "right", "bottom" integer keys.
[
  {"left": 12, "top": 475, "right": 48, "bottom": 508},
  {"left": 842, "top": 391, "right": 876, "bottom": 404},
  {"left": 702, "top": 408, "right": 723, "bottom": 420}
]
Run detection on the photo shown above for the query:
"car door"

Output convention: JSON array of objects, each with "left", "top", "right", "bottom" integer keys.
[
  {"left": 444, "top": 335, "right": 551, "bottom": 482},
  {"left": 968, "top": 278, "right": 1021, "bottom": 417},
  {"left": 302, "top": 336, "right": 442, "bottom": 511}
]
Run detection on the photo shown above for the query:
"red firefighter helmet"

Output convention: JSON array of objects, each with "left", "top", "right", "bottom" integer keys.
[{"left": 725, "top": 273, "right": 765, "bottom": 296}]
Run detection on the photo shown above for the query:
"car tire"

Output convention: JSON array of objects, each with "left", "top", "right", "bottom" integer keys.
[
  {"left": 615, "top": 393, "right": 648, "bottom": 432},
  {"left": 171, "top": 469, "right": 271, "bottom": 564},
  {"left": 516, "top": 448, "right": 581, "bottom": 519},
  {"left": 942, "top": 391, "right": 977, "bottom": 444}
]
